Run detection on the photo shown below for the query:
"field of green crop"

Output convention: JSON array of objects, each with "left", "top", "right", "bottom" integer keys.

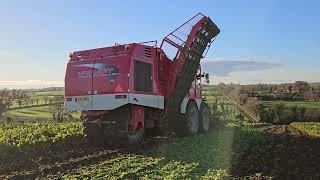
[
  {"left": 291, "top": 122, "right": 320, "bottom": 137},
  {"left": 2, "top": 112, "right": 320, "bottom": 178},
  {"left": 0, "top": 122, "right": 83, "bottom": 148},
  {"left": 63, "top": 124, "right": 273, "bottom": 179},
  {"left": 1, "top": 88, "right": 320, "bottom": 179}
]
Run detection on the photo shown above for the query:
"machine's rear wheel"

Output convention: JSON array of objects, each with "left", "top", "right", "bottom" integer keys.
[
  {"left": 83, "top": 105, "right": 145, "bottom": 146},
  {"left": 128, "top": 124, "right": 145, "bottom": 144},
  {"left": 83, "top": 120, "right": 105, "bottom": 146},
  {"left": 199, "top": 102, "right": 210, "bottom": 132},
  {"left": 185, "top": 101, "right": 199, "bottom": 135},
  {"left": 171, "top": 100, "right": 199, "bottom": 136}
]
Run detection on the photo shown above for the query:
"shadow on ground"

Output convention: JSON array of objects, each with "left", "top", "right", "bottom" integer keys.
[
  {"left": 229, "top": 125, "right": 320, "bottom": 179},
  {"left": 144, "top": 124, "right": 320, "bottom": 179}
]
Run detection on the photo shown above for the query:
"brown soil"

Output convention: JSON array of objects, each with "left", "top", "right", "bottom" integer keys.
[
  {"left": 230, "top": 125, "right": 320, "bottom": 179},
  {"left": 0, "top": 136, "right": 171, "bottom": 179}
]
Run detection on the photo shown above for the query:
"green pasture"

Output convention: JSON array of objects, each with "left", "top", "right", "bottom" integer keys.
[
  {"left": 5, "top": 106, "right": 80, "bottom": 121},
  {"left": 262, "top": 101, "right": 320, "bottom": 109}
]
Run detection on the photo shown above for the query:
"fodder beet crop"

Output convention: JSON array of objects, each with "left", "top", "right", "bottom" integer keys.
[{"left": 0, "top": 122, "right": 83, "bottom": 150}]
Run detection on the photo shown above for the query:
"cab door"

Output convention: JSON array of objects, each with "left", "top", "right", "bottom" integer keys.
[
  {"left": 91, "top": 56, "right": 130, "bottom": 110},
  {"left": 64, "top": 59, "right": 94, "bottom": 110}
]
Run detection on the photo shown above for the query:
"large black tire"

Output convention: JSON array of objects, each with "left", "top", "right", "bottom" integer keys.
[
  {"left": 128, "top": 126, "right": 145, "bottom": 144},
  {"left": 173, "top": 100, "right": 200, "bottom": 136},
  {"left": 185, "top": 101, "right": 200, "bottom": 135},
  {"left": 199, "top": 102, "right": 211, "bottom": 133},
  {"left": 83, "top": 121, "right": 105, "bottom": 146}
]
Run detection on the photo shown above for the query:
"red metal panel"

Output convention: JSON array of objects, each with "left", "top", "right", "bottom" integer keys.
[
  {"left": 65, "top": 59, "right": 94, "bottom": 96},
  {"left": 93, "top": 55, "right": 130, "bottom": 95}
]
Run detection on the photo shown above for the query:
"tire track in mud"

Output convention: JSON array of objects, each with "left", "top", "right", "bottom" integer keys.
[
  {"left": 0, "top": 147, "right": 122, "bottom": 179},
  {"left": 230, "top": 124, "right": 320, "bottom": 179},
  {"left": 264, "top": 125, "right": 320, "bottom": 179},
  {"left": 4, "top": 148, "right": 119, "bottom": 179}
]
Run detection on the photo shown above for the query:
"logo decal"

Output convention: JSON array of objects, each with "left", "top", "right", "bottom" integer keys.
[{"left": 74, "top": 63, "right": 119, "bottom": 83}]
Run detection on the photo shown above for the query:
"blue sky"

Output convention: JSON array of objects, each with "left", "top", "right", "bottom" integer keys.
[{"left": 0, "top": 0, "right": 319, "bottom": 88}]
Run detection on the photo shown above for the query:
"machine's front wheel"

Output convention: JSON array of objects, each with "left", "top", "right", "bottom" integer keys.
[
  {"left": 185, "top": 101, "right": 199, "bottom": 135},
  {"left": 199, "top": 102, "right": 210, "bottom": 132}
]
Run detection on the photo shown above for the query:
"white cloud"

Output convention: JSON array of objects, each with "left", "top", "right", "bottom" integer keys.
[
  {"left": 201, "top": 58, "right": 284, "bottom": 76},
  {"left": 0, "top": 50, "right": 9, "bottom": 56},
  {"left": 211, "top": 67, "right": 320, "bottom": 85},
  {"left": 199, "top": 58, "right": 319, "bottom": 84},
  {"left": 0, "top": 80, "right": 63, "bottom": 89}
]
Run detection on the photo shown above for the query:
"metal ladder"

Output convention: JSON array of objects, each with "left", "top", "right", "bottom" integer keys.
[{"left": 160, "top": 13, "right": 220, "bottom": 112}]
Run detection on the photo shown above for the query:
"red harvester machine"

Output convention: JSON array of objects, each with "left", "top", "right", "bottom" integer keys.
[{"left": 65, "top": 13, "right": 220, "bottom": 145}]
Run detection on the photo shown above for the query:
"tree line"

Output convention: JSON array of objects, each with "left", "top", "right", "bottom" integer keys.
[
  {"left": 0, "top": 89, "right": 64, "bottom": 116},
  {"left": 214, "top": 84, "right": 320, "bottom": 124}
]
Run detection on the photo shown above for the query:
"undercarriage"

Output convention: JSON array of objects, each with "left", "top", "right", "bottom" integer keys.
[
  {"left": 83, "top": 105, "right": 144, "bottom": 146},
  {"left": 83, "top": 101, "right": 212, "bottom": 146}
]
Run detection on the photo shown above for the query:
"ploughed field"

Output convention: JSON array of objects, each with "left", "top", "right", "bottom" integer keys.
[{"left": 1, "top": 121, "right": 320, "bottom": 179}]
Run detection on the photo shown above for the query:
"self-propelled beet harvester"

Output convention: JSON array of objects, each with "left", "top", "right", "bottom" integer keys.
[{"left": 64, "top": 13, "right": 220, "bottom": 145}]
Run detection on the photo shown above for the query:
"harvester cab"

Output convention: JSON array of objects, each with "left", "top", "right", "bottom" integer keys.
[{"left": 64, "top": 13, "right": 220, "bottom": 145}]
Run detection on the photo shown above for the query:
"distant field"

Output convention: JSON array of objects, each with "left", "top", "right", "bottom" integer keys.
[
  {"left": 310, "top": 82, "right": 320, "bottom": 89},
  {"left": 10, "top": 99, "right": 48, "bottom": 109},
  {"left": 262, "top": 101, "right": 320, "bottom": 109},
  {"left": 6, "top": 106, "right": 80, "bottom": 121},
  {"left": 9, "top": 90, "right": 64, "bottom": 109},
  {"left": 7, "top": 106, "right": 53, "bottom": 119},
  {"left": 33, "top": 90, "right": 64, "bottom": 96}
]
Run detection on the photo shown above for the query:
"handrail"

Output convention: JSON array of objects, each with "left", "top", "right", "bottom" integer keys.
[
  {"left": 160, "top": 13, "right": 205, "bottom": 49},
  {"left": 137, "top": 40, "right": 157, "bottom": 47},
  {"left": 163, "top": 13, "right": 205, "bottom": 40}
]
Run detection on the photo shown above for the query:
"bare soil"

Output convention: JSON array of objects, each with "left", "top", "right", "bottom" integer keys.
[
  {"left": 0, "top": 136, "right": 171, "bottom": 179},
  {"left": 230, "top": 125, "right": 320, "bottom": 179}
]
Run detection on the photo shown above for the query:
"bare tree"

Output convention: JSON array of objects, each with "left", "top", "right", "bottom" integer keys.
[
  {"left": 30, "top": 99, "right": 34, "bottom": 106},
  {"left": 44, "top": 97, "right": 49, "bottom": 105},
  {"left": 0, "top": 89, "right": 14, "bottom": 114},
  {"left": 50, "top": 96, "right": 72, "bottom": 122},
  {"left": 0, "top": 98, "right": 7, "bottom": 116},
  {"left": 24, "top": 98, "right": 29, "bottom": 106},
  {"left": 271, "top": 101, "right": 285, "bottom": 122},
  {"left": 17, "top": 99, "right": 23, "bottom": 108}
]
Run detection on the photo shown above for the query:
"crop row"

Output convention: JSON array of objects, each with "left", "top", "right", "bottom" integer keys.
[
  {"left": 291, "top": 122, "right": 320, "bottom": 137},
  {"left": 0, "top": 122, "right": 83, "bottom": 148}
]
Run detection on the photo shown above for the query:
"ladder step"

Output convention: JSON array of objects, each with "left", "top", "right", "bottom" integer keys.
[{"left": 165, "top": 16, "right": 220, "bottom": 112}]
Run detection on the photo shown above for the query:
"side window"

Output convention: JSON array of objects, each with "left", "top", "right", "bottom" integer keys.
[{"left": 134, "top": 60, "right": 153, "bottom": 92}]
